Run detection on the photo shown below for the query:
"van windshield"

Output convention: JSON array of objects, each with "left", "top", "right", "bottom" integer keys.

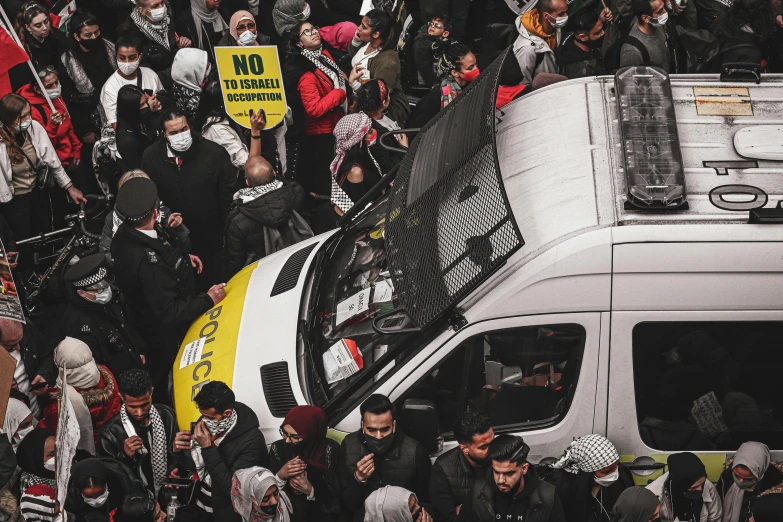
[{"left": 305, "top": 197, "right": 426, "bottom": 414}]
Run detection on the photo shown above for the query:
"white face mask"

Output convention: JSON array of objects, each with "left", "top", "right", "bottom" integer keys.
[
  {"left": 594, "top": 468, "right": 620, "bottom": 487},
  {"left": 237, "top": 29, "right": 256, "bottom": 45},
  {"left": 300, "top": 3, "right": 311, "bottom": 20},
  {"left": 17, "top": 119, "right": 32, "bottom": 132},
  {"left": 82, "top": 488, "right": 109, "bottom": 508},
  {"left": 15, "top": 425, "right": 34, "bottom": 443},
  {"left": 93, "top": 286, "right": 113, "bottom": 305},
  {"left": 547, "top": 13, "right": 568, "bottom": 28},
  {"left": 117, "top": 59, "right": 140, "bottom": 76},
  {"left": 44, "top": 457, "right": 56, "bottom": 471},
  {"left": 46, "top": 87, "right": 61, "bottom": 99},
  {"left": 149, "top": 6, "right": 166, "bottom": 22},
  {"left": 168, "top": 130, "right": 193, "bottom": 152},
  {"left": 650, "top": 12, "right": 669, "bottom": 26}
]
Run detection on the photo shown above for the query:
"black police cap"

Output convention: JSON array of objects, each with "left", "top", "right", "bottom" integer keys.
[
  {"left": 115, "top": 177, "right": 158, "bottom": 224},
  {"left": 64, "top": 253, "right": 111, "bottom": 288}
]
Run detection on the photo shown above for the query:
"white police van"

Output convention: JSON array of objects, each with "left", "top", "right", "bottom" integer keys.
[{"left": 172, "top": 55, "right": 783, "bottom": 483}]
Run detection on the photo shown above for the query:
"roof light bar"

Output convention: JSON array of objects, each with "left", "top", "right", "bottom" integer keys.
[{"left": 615, "top": 66, "right": 687, "bottom": 209}]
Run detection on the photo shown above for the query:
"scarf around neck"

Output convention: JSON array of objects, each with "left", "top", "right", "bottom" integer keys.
[
  {"left": 191, "top": 411, "right": 238, "bottom": 484},
  {"left": 120, "top": 404, "right": 168, "bottom": 493},
  {"left": 234, "top": 180, "right": 283, "bottom": 203},
  {"left": 131, "top": 8, "right": 171, "bottom": 51},
  {"left": 300, "top": 47, "right": 347, "bottom": 112},
  {"left": 440, "top": 75, "right": 462, "bottom": 109},
  {"left": 724, "top": 442, "right": 772, "bottom": 522},
  {"left": 191, "top": 0, "right": 228, "bottom": 49},
  {"left": 521, "top": 9, "right": 557, "bottom": 50}
]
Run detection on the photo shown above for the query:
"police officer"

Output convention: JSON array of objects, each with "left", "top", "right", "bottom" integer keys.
[
  {"left": 61, "top": 253, "right": 147, "bottom": 378},
  {"left": 110, "top": 177, "right": 226, "bottom": 401}
]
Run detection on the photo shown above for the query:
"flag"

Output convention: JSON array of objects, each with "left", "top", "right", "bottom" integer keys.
[{"left": 0, "top": 25, "right": 29, "bottom": 98}]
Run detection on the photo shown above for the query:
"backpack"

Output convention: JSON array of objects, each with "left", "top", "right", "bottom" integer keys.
[{"left": 604, "top": 34, "right": 650, "bottom": 72}]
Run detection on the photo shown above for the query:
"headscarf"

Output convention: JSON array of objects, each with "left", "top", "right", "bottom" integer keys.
[
  {"left": 191, "top": 0, "right": 229, "bottom": 50},
  {"left": 171, "top": 48, "right": 209, "bottom": 92},
  {"left": 272, "top": 0, "right": 307, "bottom": 36},
  {"left": 2, "top": 397, "right": 32, "bottom": 442},
  {"left": 320, "top": 22, "right": 358, "bottom": 52},
  {"left": 16, "top": 428, "right": 56, "bottom": 484},
  {"left": 750, "top": 493, "right": 783, "bottom": 522},
  {"left": 20, "top": 484, "right": 57, "bottom": 522},
  {"left": 230, "top": 10, "right": 258, "bottom": 45},
  {"left": 281, "top": 406, "right": 328, "bottom": 469},
  {"left": 364, "top": 486, "right": 415, "bottom": 522},
  {"left": 231, "top": 467, "right": 292, "bottom": 522},
  {"left": 551, "top": 434, "right": 619, "bottom": 474},
  {"left": 329, "top": 113, "right": 379, "bottom": 213},
  {"left": 72, "top": 458, "right": 109, "bottom": 489},
  {"left": 612, "top": 487, "right": 659, "bottom": 522},
  {"left": 55, "top": 337, "right": 99, "bottom": 455},
  {"left": 724, "top": 441, "right": 772, "bottom": 522},
  {"left": 667, "top": 452, "right": 706, "bottom": 522}
]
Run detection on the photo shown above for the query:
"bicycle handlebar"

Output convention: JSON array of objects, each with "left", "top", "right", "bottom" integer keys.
[{"left": 15, "top": 227, "right": 73, "bottom": 246}]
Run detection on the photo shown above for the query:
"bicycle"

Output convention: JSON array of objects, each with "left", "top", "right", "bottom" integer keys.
[{"left": 15, "top": 194, "right": 109, "bottom": 317}]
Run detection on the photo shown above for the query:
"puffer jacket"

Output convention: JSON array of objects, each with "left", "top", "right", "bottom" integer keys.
[
  {"left": 646, "top": 471, "right": 723, "bottom": 522},
  {"left": 466, "top": 466, "right": 566, "bottom": 522},
  {"left": 284, "top": 52, "right": 346, "bottom": 137},
  {"left": 430, "top": 447, "right": 483, "bottom": 522},
  {"left": 224, "top": 180, "right": 311, "bottom": 278},
  {"left": 17, "top": 84, "right": 82, "bottom": 165}
]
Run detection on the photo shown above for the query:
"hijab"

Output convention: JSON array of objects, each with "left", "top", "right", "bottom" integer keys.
[
  {"left": 72, "top": 458, "right": 109, "bottom": 489},
  {"left": 171, "top": 48, "right": 209, "bottom": 92},
  {"left": 612, "top": 487, "right": 659, "bottom": 522},
  {"left": 331, "top": 113, "right": 373, "bottom": 176},
  {"left": 552, "top": 434, "right": 620, "bottom": 474},
  {"left": 231, "top": 467, "right": 292, "bottom": 522},
  {"left": 2, "top": 397, "right": 32, "bottom": 443},
  {"left": 230, "top": 10, "right": 258, "bottom": 45},
  {"left": 191, "top": 0, "right": 228, "bottom": 49},
  {"left": 281, "top": 406, "right": 328, "bottom": 469},
  {"left": 667, "top": 452, "right": 706, "bottom": 522},
  {"left": 364, "top": 486, "right": 415, "bottom": 522},
  {"left": 272, "top": 0, "right": 307, "bottom": 36},
  {"left": 750, "top": 493, "right": 783, "bottom": 522},
  {"left": 55, "top": 337, "right": 99, "bottom": 454},
  {"left": 724, "top": 442, "right": 772, "bottom": 522},
  {"left": 16, "top": 428, "right": 55, "bottom": 481}
]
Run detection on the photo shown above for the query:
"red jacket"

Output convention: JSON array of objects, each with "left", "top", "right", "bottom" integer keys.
[
  {"left": 297, "top": 51, "right": 346, "bottom": 136},
  {"left": 38, "top": 365, "right": 123, "bottom": 446},
  {"left": 17, "top": 84, "right": 82, "bottom": 165}
]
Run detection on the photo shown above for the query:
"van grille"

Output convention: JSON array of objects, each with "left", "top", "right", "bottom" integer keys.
[
  {"left": 260, "top": 362, "right": 298, "bottom": 417},
  {"left": 270, "top": 243, "right": 317, "bottom": 296}
]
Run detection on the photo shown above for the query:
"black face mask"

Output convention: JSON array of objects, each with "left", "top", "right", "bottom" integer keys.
[
  {"left": 364, "top": 432, "right": 395, "bottom": 455},
  {"left": 79, "top": 37, "right": 103, "bottom": 52},
  {"left": 259, "top": 503, "right": 277, "bottom": 516},
  {"left": 682, "top": 490, "right": 702, "bottom": 501},
  {"left": 586, "top": 36, "right": 605, "bottom": 49}
]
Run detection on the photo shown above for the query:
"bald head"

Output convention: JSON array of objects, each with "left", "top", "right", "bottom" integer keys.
[
  {"left": 0, "top": 318, "right": 24, "bottom": 351},
  {"left": 244, "top": 157, "right": 275, "bottom": 187}
]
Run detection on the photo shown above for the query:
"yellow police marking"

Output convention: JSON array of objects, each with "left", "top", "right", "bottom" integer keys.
[
  {"left": 694, "top": 87, "right": 752, "bottom": 116},
  {"left": 215, "top": 46, "right": 287, "bottom": 129},
  {"left": 172, "top": 261, "right": 257, "bottom": 430}
]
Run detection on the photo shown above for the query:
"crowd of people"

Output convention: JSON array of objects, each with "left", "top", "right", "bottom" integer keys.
[{"left": 2, "top": 0, "right": 783, "bottom": 520}]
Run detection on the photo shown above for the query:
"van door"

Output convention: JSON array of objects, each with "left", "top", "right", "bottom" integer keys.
[{"left": 384, "top": 312, "right": 604, "bottom": 462}]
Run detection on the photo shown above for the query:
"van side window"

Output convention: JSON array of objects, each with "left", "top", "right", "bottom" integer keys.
[
  {"left": 399, "top": 324, "right": 586, "bottom": 438},
  {"left": 633, "top": 322, "right": 783, "bottom": 451}
]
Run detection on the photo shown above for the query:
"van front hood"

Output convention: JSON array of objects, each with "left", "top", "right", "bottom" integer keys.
[{"left": 172, "top": 232, "right": 336, "bottom": 434}]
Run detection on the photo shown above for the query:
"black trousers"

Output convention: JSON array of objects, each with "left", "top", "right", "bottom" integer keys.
[{"left": 0, "top": 188, "right": 53, "bottom": 241}]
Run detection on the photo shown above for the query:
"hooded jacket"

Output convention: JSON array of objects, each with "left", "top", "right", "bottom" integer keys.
[
  {"left": 512, "top": 10, "right": 560, "bottom": 84},
  {"left": 224, "top": 180, "right": 312, "bottom": 278},
  {"left": 171, "top": 48, "right": 209, "bottom": 122},
  {"left": 17, "top": 84, "right": 82, "bottom": 165},
  {"left": 284, "top": 52, "right": 347, "bottom": 137},
  {"left": 555, "top": 33, "right": 606, "bottom": 79},
  {"left": 467, "top": 466, "right": 566, "bottom": 522},
  {"left": 646, "top": 471, "right": 723, "bottom": 522}
]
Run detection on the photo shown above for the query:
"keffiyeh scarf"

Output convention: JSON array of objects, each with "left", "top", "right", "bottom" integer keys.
[
  {"left": 440, "top": 76, "right": 462, "bottom": 109},
  {"left": 233, "top": 180, "right": 284, "bottom": 203},
  {"left": 191, "top": 411, "right": 239, "bottom": 484},
  {"left": 551, "top": 434, "right": 619, "bottom": 474},
  {"left": 131, "top": 8, "right": 172, "bottom": 51},
  {"left": 120, "top": 404, "right": 168, "bottom": 493},
  {"left": 300, "top": 47, "right": 347, "bottom": 111},
  {"left": 329, "top": 113, "right": 382, "bottom": 213}
]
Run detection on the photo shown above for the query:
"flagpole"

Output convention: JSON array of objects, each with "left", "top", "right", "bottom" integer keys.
[{"left": 0, "top": 5, "right": 56, "bottom": 112}]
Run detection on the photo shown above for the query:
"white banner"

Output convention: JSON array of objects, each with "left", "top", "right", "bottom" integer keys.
[{"left": 56, "top": 370, "right": 80, "bottom": 522}]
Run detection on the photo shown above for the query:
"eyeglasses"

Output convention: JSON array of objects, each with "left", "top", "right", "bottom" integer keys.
[
  {"left": 236, "top": 21, "right": 256, "bottom": 32},
  {"left": 279, "top": 427, "right": 302, "bottom": 443},
  {"left": 36, "top": 65, "right": 55, "bottom": 78},
  {"left": 300, "top": 26, "right": 320, "bottom": 37},
  {"left": 428, "top": 21, "right": 444, "bottom": 29}
]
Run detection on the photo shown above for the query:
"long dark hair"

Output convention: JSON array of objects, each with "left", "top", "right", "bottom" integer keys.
[
  {"left": 351, "top": 78, "right": 388, "bottom": 116},
  {"left": 116, "top": 84, "right": 144, "bottom": 136},
  {"left": 435, "top": 41, "right": 471, "bottom": 80},
  {"left": 365, "top": 9, "right": 396, "bottom": 50},
  {"left": 195, "top": 80, "right": 247, "bottom": 142},
  {"left": 66, "top": 11, "right": 107, "bottom": 69}
]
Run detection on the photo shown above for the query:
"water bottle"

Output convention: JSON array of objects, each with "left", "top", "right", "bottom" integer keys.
[{"left": 167, "top": 494, "right": 181, "bottom": 522}]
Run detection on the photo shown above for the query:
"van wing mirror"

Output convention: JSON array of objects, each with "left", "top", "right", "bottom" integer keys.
[{"left": 400, "top": 399, "right": 443, "bottom": 455}]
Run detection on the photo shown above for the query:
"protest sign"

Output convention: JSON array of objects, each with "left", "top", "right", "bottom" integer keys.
[
  {"left": 0, "top": 239, "right": 24, "bottom": 322},
  {"left": 56, "top": 369, "right": 80, "bottom": 521},
  {"left": 215, "top": 46, "right": 286, "bottom": 129}
]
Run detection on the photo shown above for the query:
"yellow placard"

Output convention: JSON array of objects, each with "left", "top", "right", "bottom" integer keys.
[{"left": 215, "top": 46, "right": 287, "bottom": 129}]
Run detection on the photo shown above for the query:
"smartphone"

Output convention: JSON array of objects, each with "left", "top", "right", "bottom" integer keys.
[
  {"left": 7, "top": 252, "right": 18, "bottom": 264},
  {"left": 190, "top": 421, "right": 198, "bottom": 433}
]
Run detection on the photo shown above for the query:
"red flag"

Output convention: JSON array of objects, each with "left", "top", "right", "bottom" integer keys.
[{"left": 0, "top": 25, "right": 29, "bottom": 98}]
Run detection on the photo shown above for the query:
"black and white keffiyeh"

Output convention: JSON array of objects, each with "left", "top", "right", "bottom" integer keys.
[
  {"left": 233, "top": 180, "right": 283, "bottom": 203},
  {"left": 551, "top": 434, "right": 619, "bottom": 474},
  {"left": 20, "top": 472, "right": 56, "bottom": 491},
  {"left": 131, "top": 9, "right": 172, "bottom": 51},
  {"left": 300, "top": 47, "right": 346, "bottom": 92},
  {"left": 120, "top": 404, "right": 168, "bottom": 493}
]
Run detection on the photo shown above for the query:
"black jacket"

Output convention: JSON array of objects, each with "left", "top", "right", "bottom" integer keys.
[
  {"left": 20, "top": 319, "right": 57, "bottom": 385},
  {"left": 96, "top": 404, "right": 179, "bottom": 489},
  {"left": 269, "top": 439, "right": 342, "bottom": 522},
  {"left": 405, "top": 85, "right": 441, "bottom": 129},
  {"left": 0, "top": 435, "right": 15, "bottom": 487},
  {"left": 552, "top": 466, "right": 635, "bottom": 522},
  {"left": 141, "top": 137, "right": 235, "bottom": 257},
  {"left": 339, "top": 430, "right": 432, "bottom": 522},
  {"left": 430, "top": 447, "right": 484, "bottom": 522},
  {"left": 412, "top": 26, "right": 453, "bottom": 87},
  {"left": 716, "top": 462, "right": 783, "bottom": 522},
  {"left": 59, "top": 290, "right": 147, "bottom": 377},
  {"left": 65, "top": 458, "right": 144, "bottom": 522},
  {"left": 224, "top": 181, "right": 306, "bottom": 278},
  {"left": 556, "top": 34, "right": 606, "bottom": 79},
  {"left": 125, "top": 14, "right": 178, "bottom": 86},
  {"left": 179, "top": 402, "right": 270, "bottom": 522},
  {"left": 110, "top": 222, "right": 213, "bottom": 349},
  {"left": 467, "top": 466, "right": 566, "bottom": 522}
]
